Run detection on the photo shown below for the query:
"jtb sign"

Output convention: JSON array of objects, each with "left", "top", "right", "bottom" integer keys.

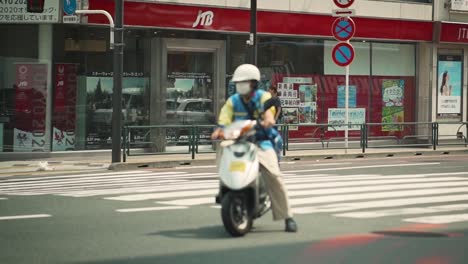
[{"left": 192, "top": 10, "right": 214, "bottom": 28}]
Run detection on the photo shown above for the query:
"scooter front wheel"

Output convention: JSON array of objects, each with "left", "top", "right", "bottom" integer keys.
[{"left": 221, "top": 192, "right": 253, "bottom": 237}]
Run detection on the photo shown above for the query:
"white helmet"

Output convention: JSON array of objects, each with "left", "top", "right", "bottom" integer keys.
[{"left": 232, "top": 64, "right": 261, "bottom": 82}]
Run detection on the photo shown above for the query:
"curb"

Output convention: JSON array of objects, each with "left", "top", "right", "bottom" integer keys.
[{"left": 109, "top": 148, "right": 468, "bottom": 171}]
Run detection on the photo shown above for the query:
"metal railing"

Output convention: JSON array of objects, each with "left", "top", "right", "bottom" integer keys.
[{"left": 122, "top": 121, "right": 468, "bottom": 162}]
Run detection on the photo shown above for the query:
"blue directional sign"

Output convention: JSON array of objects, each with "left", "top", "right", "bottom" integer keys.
[
  {"left": 332, "top": 17, "right": 355, "bottom": 41},
  {"left": 63, "top": 0, "right": 77, "bottom": 15},
  {"left": 332, "top": 42, "right": 355, "bottom": 67}
]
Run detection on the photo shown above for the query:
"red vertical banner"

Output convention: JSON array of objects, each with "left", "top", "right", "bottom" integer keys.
[
  {"left": 14, "top": 63, "right": 48, "bottom": 152},
  {"left": 53, "top": 64, "right": 77, "bottom": 151}
]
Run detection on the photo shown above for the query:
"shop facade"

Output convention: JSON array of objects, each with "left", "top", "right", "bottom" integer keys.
[{"left": 0, "top": 0, "right": 444, "bottom": 155}]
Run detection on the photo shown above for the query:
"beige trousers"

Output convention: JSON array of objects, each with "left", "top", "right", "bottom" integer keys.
[
  {"left": 217, "top": 145, "right": 293, "bottom": 221},
  {"left": 257, "top": 149, "right": 293, "bottom": 221}
]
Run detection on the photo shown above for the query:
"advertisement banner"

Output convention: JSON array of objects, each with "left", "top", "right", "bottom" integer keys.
[
  {"left": 0, "top": 0, "right": 60, "bottom": 23},
  {"left": 14, "top": 63, "right": 48, "bottom": 152},
  {"left": 53, "top": 64, "right": 78, "bottom": 151},
  {"left": 278, "top": 82, "right": 317, "bottom": 125},
  {"left": 382, "top": 79, "right": 405, "bottom": 131},
  {"left": 437, "top": 56, "right": 462, "bottom": 114},
  {"left": 328, "top": 108, "right": 366, "bottom": 131},
  {"left": 337, "top": 85, "right": 357, "bottom": 108}
]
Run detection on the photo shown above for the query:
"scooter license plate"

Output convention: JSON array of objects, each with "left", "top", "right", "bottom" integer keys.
[{"left": 229, "top": 161, "right": 246, "bottom": 172}]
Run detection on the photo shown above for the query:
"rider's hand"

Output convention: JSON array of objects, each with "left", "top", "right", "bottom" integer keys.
[{"left": 211, "top": 128, "right": 222, "bottom": 140}]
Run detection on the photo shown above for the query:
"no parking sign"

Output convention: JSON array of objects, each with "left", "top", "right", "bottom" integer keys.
[{"left": 332, "top": 42, "right": 355, "bottom": 67}]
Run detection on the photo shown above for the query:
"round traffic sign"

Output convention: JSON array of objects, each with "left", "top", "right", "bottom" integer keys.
[
  {"left": 332, "top": 17, "right": 355, "bottom": 42},
  {"left": 333, "top": 0, "right": 355, "bottom": 8},
  {"left": 332, "top": 42, "right": 355, "bottom": 67},
  {"left": 63, "top": 0, "right": 77, "bottom": 15}
]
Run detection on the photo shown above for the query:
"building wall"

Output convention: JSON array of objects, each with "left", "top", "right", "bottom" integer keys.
[{"left": 151, "top": 0, "right": 433, "bottom": 21}]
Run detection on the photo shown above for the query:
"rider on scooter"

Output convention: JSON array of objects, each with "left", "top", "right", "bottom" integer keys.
[{"left": 211, "top": 64, "right": 298, "bottom": 233}]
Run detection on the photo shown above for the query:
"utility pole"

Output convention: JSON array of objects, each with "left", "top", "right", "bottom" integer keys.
[
  {"left": 112, "top": 0, "right": 124, "bottom": 163},
  {"left": 247, "top": 0, "right": 257, "bottom": 65}
]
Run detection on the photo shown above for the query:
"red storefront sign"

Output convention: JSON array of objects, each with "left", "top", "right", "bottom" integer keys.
[
  {"left": 14, "top": 63, "right": 48, "bottom": 152},
  {"left": 88, "top": 0, "right": 433, "bottom": 42},
  {"left": 53, "top": 63, "right": 77, "bottom": 151},
  {"left": 439, "top": 22, "right": 468, "bottom": 44}
]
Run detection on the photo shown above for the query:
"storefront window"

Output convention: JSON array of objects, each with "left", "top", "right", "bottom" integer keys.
[
  {"left": 52, "top": 25, "right": 150, "bottom": 150},
  {"left": 233, "top": 36, "right": 418, "bottom": 141},
  {"left": 0, "top": 24, "right": 51, "bottom": 153}
]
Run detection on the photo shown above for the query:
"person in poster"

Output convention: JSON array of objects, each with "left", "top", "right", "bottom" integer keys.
[{"left": 438, "top": 56, "right": 462, "bottom": 114}]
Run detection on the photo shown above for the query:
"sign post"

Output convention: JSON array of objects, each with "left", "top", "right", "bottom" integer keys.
[{"left": 332, "top": 0, "right": 356, "bottom": 152}]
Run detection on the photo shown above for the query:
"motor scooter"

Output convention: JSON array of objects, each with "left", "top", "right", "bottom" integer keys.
[{"left": 216, "top": 120, "right": 271, "bottom": 237}]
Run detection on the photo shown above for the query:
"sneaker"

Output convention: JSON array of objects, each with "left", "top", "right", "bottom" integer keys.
[{"left": 285, "top": 218, "right": 298, "bottom": 233}]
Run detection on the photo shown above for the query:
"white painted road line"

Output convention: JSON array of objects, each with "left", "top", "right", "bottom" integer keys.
[
  {"left": 116, "top": 206, "right": 187, "bottom": 213},
  {"left": 403, "top": 213, "right": 468, "bottom": 224},
  {"left": 288, "top": 177, "right": 468, "bottom": 190},
  {"left": 0, "top": 172, "right": 217, "bottom": 188},
  {"left": 334, "top": 204, "right": 468, "bottom": 219},
  {"left": 289, "top": 181, "right": 468, "bottom": 197},
  {"left": 290, "top": 186, "right": 468, "bottom": 206},
  {"left": 284, "top": 162, "right": 440, "bottom": 173},
  {"left": 0, "top": 214, "right": 51, "bottom": 221},
  {"left": 293, "top": 194, "right": 468, "bottom": 214},
  {"left": 175, "top": 165, "right": 216, "bottom": 170},
  {"left": 105, "top": 189, "right": 218, "bottom": 201},
  {"left": 1, "top": 170, "right": 163, "bottom": 182},
  {"left": 0, "top": 197, "right": 7, "bottom": 200},
  {"left": 157, "top": 197, "right": 214, "bottom": 206}
]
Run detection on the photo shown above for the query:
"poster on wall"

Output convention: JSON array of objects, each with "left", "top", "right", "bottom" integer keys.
[
  {"left": 283, "top": 108, "right": 299, "bottom": 130},
  {"left": 337, "top": 85, "right": 357, "bottom": 108},
  {"left": 437, "top": 55, "right": 462, "bottom": 115},
  {"left": 14, "top": 63, "right": 48, "bottom": 152},
  {"left": 382, "top": 79, "right": 405, "bottom": 131},
  {"left": 85, "top": 74, "right": 149, "bottom": 149},
  {"left": 328, "top": 108, "right": 366, "bottom": 131},
  {"left": 278, "top": 81, "right": 317, "bottom": 129},
  {"left": 53, "top": 64, "right": 78, "bottom": 151}
]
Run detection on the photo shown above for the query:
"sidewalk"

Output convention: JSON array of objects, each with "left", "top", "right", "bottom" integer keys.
[{"left": 0, "top": 146, "right": 467, "bottom": 177}]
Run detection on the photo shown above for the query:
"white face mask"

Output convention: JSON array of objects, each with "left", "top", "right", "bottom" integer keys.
[{"left": 236, "top": 82, "right": 251, "bottom": 95}]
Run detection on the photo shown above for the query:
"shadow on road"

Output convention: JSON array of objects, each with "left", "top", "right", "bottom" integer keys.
[{"left": 147, "top": 225, "right": 230, "bottom": 240}]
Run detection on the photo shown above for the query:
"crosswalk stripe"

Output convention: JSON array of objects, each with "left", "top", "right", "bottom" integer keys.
[
  {"left": 284, "top": 162, "right": 440, "bottom": 173},
  {"left": 334, "top": 204, "right": 468, "bottom": 218},
  {"left": 1, "top": 170, "right": 163, "bottom": 182},
  {"left": 292, "top": 194, "right": 468, "bottom": 214},
  {"left": 403, "top": 213, "right": 468, "bottom": 224},
  {"left": 0, "top": 178, "right": 191, "bottom": 192},
  {"left": 0, "top": 214, "right": 51, "bottom": 221},
  {"left": 0, "top": 197, "right": 7, "bottom": 200},
  {"left": 104, "top": 180, "right": 468, "bottom": 202},
  {"left": 105, "top": 189, "right": 218, "bottom": 201},
  {"left": 53, "top": 183, "right": 220, "bottom": 197},
  {"left": 157, "top": 197, "right": 214, "bottom": 206},
  {"left": 116, "top": 206, "right": 188, "bottom": 213},
  {"left": 289, "top": 181, "right": 468, "bottom": 197},
  {"left": 290, "top": 186, "right": 468, "bottom": 206},
  {"left": 288, "top": 177, "right": 468, "bottom": 190},
  {"left": 8, "top": 175, "right": 460, "bottom": 197},
  {"left": 0, "top": 172, "right": 217, "bottom": 188}
]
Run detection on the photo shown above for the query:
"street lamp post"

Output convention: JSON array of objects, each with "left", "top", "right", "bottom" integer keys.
[{"left": 112, "top": 0, "right": 124, "bottom": 163}]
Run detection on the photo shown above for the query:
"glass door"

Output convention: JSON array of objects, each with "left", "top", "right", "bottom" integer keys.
[{"left": 166, "top": 51, "right": 215, "bottom": 125}]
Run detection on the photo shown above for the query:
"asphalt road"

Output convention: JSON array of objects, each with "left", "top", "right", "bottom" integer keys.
[{"left": 1, "top": 154, "right": 468, "bottom": 264}]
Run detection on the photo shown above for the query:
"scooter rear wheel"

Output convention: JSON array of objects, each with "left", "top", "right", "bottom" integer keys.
[{"left": 221, "top": 192, "right": 253, "bottom": 237}]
